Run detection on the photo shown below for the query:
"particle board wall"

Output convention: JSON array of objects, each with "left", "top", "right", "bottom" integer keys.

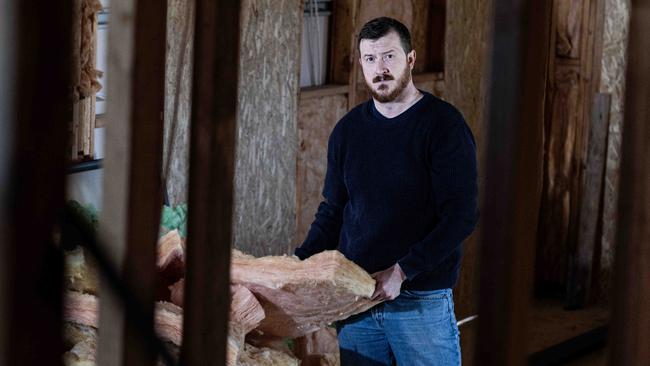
[
  {"left": 294, "top": 94, "right": 348, "bottom": 249},
  {"left": 597, "top": 0, "right": 629, "bottom": 300},
  {"left": 233, "top": 0, "right": 302, "bottom": 256},
  {"left": 163, "top": 0, "right": 194, "bottom": 206}
]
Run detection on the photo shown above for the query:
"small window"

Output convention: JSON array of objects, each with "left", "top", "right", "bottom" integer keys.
[
  {"left": 96, "top": 8, "right": 109, "bottom": 115},
  {"left": 300, "top": 0, "right": 332, "bottom": 87}
]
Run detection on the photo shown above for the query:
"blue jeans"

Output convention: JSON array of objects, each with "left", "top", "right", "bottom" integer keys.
[{"left": 337, "top": 288, "right": 460, "bottom": 366}]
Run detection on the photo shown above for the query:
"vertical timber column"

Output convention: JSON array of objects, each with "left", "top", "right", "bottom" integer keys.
[
  {"left": 330, "top": 0, "right": 360, "bottom": 110},
  {"left": 2, "top": 0, "right": 73, "bottom": 365},
  {"left": 0, "top": 0, "right": 15, "bottom": 357},
  {"left": 444, "top": 2, "right": 493, "bottom": 358},
  {"left": 121, "top": 0, "right": 167, "bottom": 365},
  {"left": 609, "top": 1, "right": 650, "bottom": 364},
  {"left": 97, "top": 0, "right": 167, "bottom": 365},
  {"left": 181, "top": 1, "right": 240, "bottom": 365},
  {"left": 474, "top": 0, "right": 551, "bottom": 365}
]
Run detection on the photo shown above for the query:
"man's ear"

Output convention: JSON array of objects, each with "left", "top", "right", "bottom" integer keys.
[{"left": 408, "top": 50, "right": 417, "bottom": 69}]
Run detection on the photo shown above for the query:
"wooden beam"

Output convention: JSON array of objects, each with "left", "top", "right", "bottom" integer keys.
[
  {"left": 96, "top": 0, "right": 167, "bottom": 365},
  {"left": 474, "top": 0, "right": 551, "bottom": 364},
  {"left": 329, "top": 0, "right": 360, "bottom": 109},
  {"left": 0, "top": 0, "right": 13, "bottom": 354},
  {"left": 2, "top": 0, "right": 73, "bottom": 364},
  {"left": 121, "top": 0, "right": 167, "bottom": 365},
  {"left": 566, "top": 93, "right": 611, "bottom": 309},
  {"left": 180, "top": 1, "right": 240, "bottom": 365},
  {"left": 609, "top": 1, "right": 650, "bottom": 364}
]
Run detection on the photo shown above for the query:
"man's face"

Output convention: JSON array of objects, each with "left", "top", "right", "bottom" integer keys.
[{"left": 359, "top": 31, "right": 415, "bottom": 103}]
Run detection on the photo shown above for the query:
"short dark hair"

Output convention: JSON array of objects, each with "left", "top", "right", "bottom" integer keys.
[{"left": 357, "top": 17, "right": 412, "bottom": 54}]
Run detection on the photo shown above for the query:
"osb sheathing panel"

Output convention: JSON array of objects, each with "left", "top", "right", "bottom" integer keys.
[
  {"left": 163, "top": 0, "right": 194, "bottom": 205},
  {"left": 234, "top": 0, "right": 302, "bottom": 256},
  {"left": 598, "top": 0, "right": 629, "bottom": 297},
  {"left": 294, "top": 94, "right": 348, "bottom": 250},
  {"left": 444, "top": 0, "right": 492, "bottom": 324}
]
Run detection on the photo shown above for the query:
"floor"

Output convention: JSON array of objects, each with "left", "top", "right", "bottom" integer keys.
[{"left": 458, "top": 298, "right": 609, "bottom": 364}]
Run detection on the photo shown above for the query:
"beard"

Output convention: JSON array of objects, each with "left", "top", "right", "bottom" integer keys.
[{"left": 364, "top": 63, "right": 412, "bottom": 103}]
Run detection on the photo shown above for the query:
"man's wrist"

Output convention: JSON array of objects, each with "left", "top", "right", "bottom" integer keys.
[{"left": 394, "top": 263, "right": 407, "bottom": 282}]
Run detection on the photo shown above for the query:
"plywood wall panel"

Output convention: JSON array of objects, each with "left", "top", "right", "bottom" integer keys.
[
  {"left": 234, "top": 0, "right": 302, "bottom": 256},
  {"left": 294, "top": 94, "right": 348, "bottom": 250}
]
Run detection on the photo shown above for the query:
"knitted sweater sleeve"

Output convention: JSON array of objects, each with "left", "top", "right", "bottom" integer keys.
[
  {"left": 398, "top": 109, "right": 479, "bottom": 280},
  {"left": 294, "top": 124, "right": 348, "bottom": 259}
]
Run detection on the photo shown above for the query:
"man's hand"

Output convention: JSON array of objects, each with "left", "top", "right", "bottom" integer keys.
[{"left": 370, "top": 263, "right": 407, "bottom": 301}]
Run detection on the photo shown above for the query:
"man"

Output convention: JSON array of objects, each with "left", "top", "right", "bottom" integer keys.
[{"left": 295, "top": 17, "right": 478, "bottom": 365}]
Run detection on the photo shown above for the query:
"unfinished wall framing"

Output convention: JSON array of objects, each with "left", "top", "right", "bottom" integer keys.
[{"left": 536, "top": 0, "right": 608, "bottom": 297}]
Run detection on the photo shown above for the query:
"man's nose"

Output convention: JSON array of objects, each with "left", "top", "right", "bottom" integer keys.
[{"left": 374, "top": 58, "right": 388, "bottom": 74}]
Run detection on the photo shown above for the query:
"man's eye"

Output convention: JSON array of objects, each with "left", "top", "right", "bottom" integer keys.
[{"left": 366, "top": 57, "right": 374, "bottom": 62}]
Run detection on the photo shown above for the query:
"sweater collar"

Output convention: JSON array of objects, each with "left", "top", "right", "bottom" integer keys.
[{"left": 365, "top": 90, "right": 431, "bottom": 126}]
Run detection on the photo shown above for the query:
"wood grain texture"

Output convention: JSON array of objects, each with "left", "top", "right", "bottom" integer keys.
[
  {"left": 609, "top": 2, "right": 650, "bottom": 363},
  {"left": 598, "top": 0, "right": 630, "bottom": 301},
  {"left": 294, "top": 94, "right": 348, "bottom": 250},
  {"left": 556, "top": 0, "right": 583, "bottom": 59},
  {"left": 536, "top": 0, "right": 606, "bottom": 296},
  {"left": 537, "top": 65, "right": 581, "bottom": 289},
  {"left": 330, "top": 0, "right": 358, "bottom": 86},
  {"left": 0, "top": 0, "right": 15, "bottom": 354},
  {"left": 233, "top": 0, "right": 302, "bottom": 256},
  {"left": 93, "top": 0, "right": 168, "bottom": 364},
  {"left": 4, "top": 0, "right": 72, "bottom": 363},
  {"left": 475, "top": 0, "right": 551, "bottom": 364},
  {"left": 410, "top": 0, "right": 431, "bottom": 74},
  {"left": 566, "top": 93, "right": 611, "bottom": 308},
  {"left": 96, "top": 0, "right": 136, "bottom": 362},
  {"left": 163, "top": 0, "right": 195, "bottom": 205},
  {"left": 444, "top": 4, "right": 493, "bottom": 360},
  {"left": 181, "top": 0, "right": 240, "bottom": 364}
]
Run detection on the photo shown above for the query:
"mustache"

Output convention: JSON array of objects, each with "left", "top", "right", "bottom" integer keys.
[{"left": 373, "top": 74, "right": 394, "bottom": 83}]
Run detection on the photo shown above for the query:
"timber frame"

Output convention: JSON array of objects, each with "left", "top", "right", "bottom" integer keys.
[{"left": 1, "top": 1, "right": 649, "bottom": 366}]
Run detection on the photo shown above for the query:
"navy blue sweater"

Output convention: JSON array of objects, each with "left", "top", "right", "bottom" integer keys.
[{"left": 295, "top": 91, "right": 479, "bottom": 290}]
